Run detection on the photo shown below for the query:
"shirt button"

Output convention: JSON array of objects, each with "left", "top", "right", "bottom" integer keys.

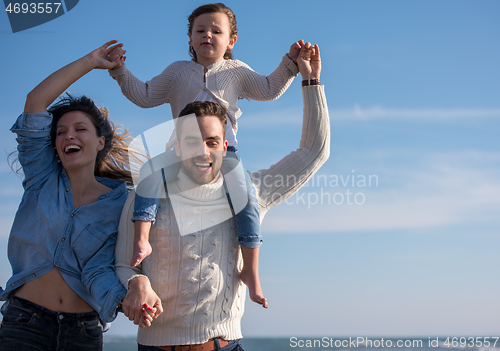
[
  {"left": 11, "top": 283, "right": 14, "bottom": 287},
  {"left": 58, "top": 315, "right": 64, "bottom": 320},
  {"left": 66, "top": 188, "right": 69, "bottom": 192},
  {"left": 32, "top": 273, "right": 36, "bottom": 277},
  {"left": 61, "top": 238, "right": 65, "bottom": 242},
  {"left": 70, "top": 214, "right": 74, "bottom": 218}
]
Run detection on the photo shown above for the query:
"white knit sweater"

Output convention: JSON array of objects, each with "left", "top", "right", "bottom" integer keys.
[
  {"left": 116, "top": 170, "right": 244, "bottom": 345},
  {"left": 115, "top": 86, "right": 330, "bottom": 346},
  {"left": 109, "top": 55, "right": 299, "bottom": 149}
]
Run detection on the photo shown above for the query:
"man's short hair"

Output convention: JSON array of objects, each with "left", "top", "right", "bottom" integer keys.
[{"left": 176, "top": 101, "right": 227, "bottom": 139}]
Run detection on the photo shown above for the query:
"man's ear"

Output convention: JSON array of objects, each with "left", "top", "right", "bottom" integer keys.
[
  {"left": 222, "top": 140, "right": 228, "bottom": 157},
  {"left": 175, "top": 140, "right": 181, "bottom": 157},
  {"left": 227, "top": 35, "right": 237, "bottom": 49}
]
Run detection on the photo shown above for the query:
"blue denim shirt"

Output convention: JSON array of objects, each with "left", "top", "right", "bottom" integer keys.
[{"left": 0, "top": 112, "right": 128, "bottom": 323}]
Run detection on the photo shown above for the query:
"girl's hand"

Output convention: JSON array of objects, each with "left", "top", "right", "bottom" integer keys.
[
  {"left": 106, "top": 42, "right": 127, "bottom": 70},
  {"left": 88, "top": 40, "right": 126, "bottom": 70},
  {"left": 297, "top": 43, "right": 321, "bottom": 81},
  {"left": 288, "top": 39, "right": 305, "bottom": 64}
]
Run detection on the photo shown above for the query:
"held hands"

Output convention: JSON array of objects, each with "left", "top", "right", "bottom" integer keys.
[
  {"left": 24, "top": 40, "right": 125, "bottom": 113},
  {"left": 297, "top": 42, "right": 321, "bottom": 80},
  {"left": 86, "top": 40, "right": 126, "bottom": 70},
  {"left": 121, "top": 276, "right": 163, "bottom": 328},
  {"left": 106, "top": 41, "right": 127, "bottom": 69}
]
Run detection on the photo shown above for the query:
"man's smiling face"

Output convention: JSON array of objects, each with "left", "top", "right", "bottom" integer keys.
[{"left": 175, "top": 114, "right": 227, "bottom": 185}]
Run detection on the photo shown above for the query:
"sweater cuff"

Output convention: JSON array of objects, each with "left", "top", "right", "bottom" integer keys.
[
  {"left": 301, "top": 85, "right": 327, "bottom": 118},
  {"left": 302, "top": 84, "right": 325, "bottom": 98},
  {"left": 108, "top": 63, "right": 128, "bottom": 78},
  {"left": 127, "top": 274, "right": 150, "bottom": 290},
  {"left": 283, "top": 54, "right": 300, "bottom": 76}
]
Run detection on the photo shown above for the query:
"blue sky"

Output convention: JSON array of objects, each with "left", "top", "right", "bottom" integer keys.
[{"left": 1, "top": 0, "right": 499, "bottom": 338}]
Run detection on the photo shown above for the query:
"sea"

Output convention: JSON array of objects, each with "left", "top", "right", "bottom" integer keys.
[{"left": 103, "top": 336, "right": 500, "bottom": 351}]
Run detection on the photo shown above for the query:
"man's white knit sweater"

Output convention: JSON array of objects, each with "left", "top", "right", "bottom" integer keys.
[
  {"left": 116, "top": 170, "right": 244, "bottom": 345},
  {"left": 115, "top": 86, "right": 330, "bottom": 346}
]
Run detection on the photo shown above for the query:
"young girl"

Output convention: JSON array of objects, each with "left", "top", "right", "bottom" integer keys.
[
  {"left": 0, "top": 41, "right": 159, "bottom": 350},
  {"left": 108, "top": 3, "right": 303, "bottom": 308}
]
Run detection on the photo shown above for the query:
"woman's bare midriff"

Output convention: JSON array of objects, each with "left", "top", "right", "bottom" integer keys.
[{"left": 14, "top": 268, "right": 94, "bottom": 313}]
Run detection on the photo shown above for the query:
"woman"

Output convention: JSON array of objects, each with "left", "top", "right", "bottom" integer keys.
[{"left": 0, "top": 40, "right": 157, "bottom": 350}]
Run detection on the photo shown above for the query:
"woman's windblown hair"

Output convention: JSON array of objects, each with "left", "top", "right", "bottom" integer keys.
[{"left": 9, "top": 94, "right": 145, "bottom": 188}]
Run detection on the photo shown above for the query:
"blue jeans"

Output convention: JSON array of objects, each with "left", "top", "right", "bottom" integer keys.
[
  {"left": 0, "top": 296, "right": 103, "bottom": 351},
  {"left": 138, "top": 338, "right": 244, "bottom": 351},
  {"left": 133, "top": 148, "right": 262, "bottom": 248}
]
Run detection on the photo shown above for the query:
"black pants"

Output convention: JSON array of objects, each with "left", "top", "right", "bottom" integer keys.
[{"left": 0, "top": 296, "right": 103, "bottom": 351}]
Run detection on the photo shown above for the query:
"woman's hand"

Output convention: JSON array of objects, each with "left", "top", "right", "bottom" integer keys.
[
  {"left": 87, "top": 40, "right": 126, "bottom": 70},
  {"left": 24, "top": 40, "right": 126, "bottom": 113},
  {"left": 297, "top": 43, "right": 321, "bottom": 81},
  {"left": 121, "top": 276, "right": 163, "bottom": 328}
]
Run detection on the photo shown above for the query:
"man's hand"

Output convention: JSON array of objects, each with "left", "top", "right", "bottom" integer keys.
[
  {"left": 297, "top": 43, "right": 321, "bottom": 80},
  {"left": 121, "top": 276, "right": 163, "bottom": 327}
]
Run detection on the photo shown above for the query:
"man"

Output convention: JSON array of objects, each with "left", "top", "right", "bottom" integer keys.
[{"left": 115, "top": 43, "right": 328, "bottom": 351}]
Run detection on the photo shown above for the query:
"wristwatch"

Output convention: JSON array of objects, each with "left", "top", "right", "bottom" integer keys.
[{"left": 302, "top": 79, "right": 321, "bottom": 86}]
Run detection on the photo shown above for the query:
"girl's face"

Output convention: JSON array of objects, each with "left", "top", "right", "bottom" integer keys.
[
  {"left": 55, "top": 111, "right": 105, "bottom": 173},
  {"left": 189, "top": 12, "right": 237, "bottom": 67}
]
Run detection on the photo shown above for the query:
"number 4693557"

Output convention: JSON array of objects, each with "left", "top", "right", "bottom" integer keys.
[{"left": 5, "top": 3, "right": 62, "bottom": 14}]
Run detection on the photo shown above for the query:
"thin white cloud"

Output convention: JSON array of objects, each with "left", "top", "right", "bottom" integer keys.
[
  {"left": 333, "top": 105, "right": 500, "bottom": 120},
  {"left": 237, "top": 104, "right": 500, "bottom": 128},
  {"left": 261, "top": 150, "right": 500, "bottom": 234},
  {"left": 238, "top": 107, "right": 303, "bottom": 128}
]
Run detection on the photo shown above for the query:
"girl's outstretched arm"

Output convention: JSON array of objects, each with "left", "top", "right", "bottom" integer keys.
[
  {"left": 24, "top": 40, "right": 124, "bottom": 113},
  {"left": 238, "top": 48, "right": 300, "bottom": 102}
]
